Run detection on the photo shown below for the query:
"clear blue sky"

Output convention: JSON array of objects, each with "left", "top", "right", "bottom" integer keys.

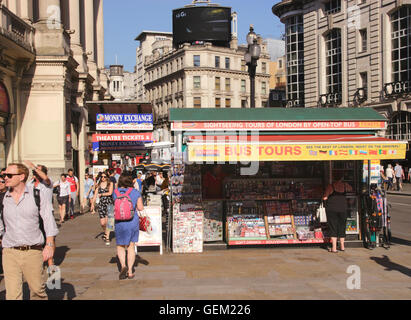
[{"left": 104, "top": 0, "right": 283, "bottom": 72}]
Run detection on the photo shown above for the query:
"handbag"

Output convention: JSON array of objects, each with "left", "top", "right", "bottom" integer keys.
[
  {"left": 316, "top": 202, "right": 327, "bottom": 223},
  {"left": 138, "top": 210, "right": 153, "bottom": 234}
]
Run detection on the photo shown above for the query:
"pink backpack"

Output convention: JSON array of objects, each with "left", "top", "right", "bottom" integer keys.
[{"left": 114, "top": 189, "right": 135, "bottom": 221}]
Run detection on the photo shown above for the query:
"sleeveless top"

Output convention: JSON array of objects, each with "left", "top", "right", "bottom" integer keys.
[{"left": 326, "top": 182, "right": 348, "bottom": 214}]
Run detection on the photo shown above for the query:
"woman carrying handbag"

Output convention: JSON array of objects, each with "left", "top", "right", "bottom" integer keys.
[{"left": 322, "top": 172, "right": 353, "bottom": 253}]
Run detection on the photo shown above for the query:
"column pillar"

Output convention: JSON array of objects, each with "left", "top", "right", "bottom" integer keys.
[
  {"left": 95, "top": 0, "right": 105, "bottom": 69},
  {"left": 84, "top": 0, "right": 95, "bottom": 63},
  {"left": 38, "top": 0, "right": 61, "bottom": 25},
  {"left": 68, "top": 0, "right": 81, "bottom": 47},
  {"left": 7, "top": 0, "right": 17, "bottom": 15},
  {"left": 19, "top": 0, "right": 33, "bottom": 22}
]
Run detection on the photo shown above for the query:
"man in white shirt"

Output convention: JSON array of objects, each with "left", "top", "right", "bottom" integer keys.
[{"left": 385, "top": 164, "right": 394, "bottom": 191}]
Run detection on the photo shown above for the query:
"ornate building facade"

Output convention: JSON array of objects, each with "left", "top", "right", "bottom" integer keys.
[
  {"left": 0, "top": 0, "right": 106, "bottom": 188},
  {"left": 142, "top": 38, "right": 271, "bottom": 143},
  {"left": 273, "top": 0, "right": 411, "bottom": 143}
]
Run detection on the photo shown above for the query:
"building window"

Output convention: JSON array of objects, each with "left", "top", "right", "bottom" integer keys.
[
  {"left": 241, "top": 100, "right": 248, "bottom": 108},
  {"left": 193, "top": 76, "right": 201, "bottom": 89},
  {"left": 360, "top": 72, "right": 368, "bottom": 89},
  {"left": 325, "top": 29, "right": 342, "bottom": 95},
  {"left": 193, "top": 55, "right": 200, "bottom": 67},
  {"left": 241, "top": 60, "right": 246, "bottom": 72},
  {"left": 215, "top": 77, "right": 221, "bottom": 90},
  {"left": 225, "top": 57, "right": 230, "bottom": 69},
  {"left": 325, "top": 0, "right": 341, "bottom": 15},
  {"left": 387, "top": 111, "right": 411, "bottom": 141},
  {"left": 225, "top": 98, "right": 231, "bottom": 108},
  {"left": 262, "top": 81, "right": 267, "bottom": 95},
  {"left": 278, "top": 60, "right": 282, "bottom": 69},
  {"left": 194, "top": 97, "right": 201, "bottom": 108},
  {"left": 285, "top": 15, "right": 304, "bottom": 106},
  {"left": 359, "top": 29, "right": 367, "bottom": 52},
  {"left": 215, "top": 56, "right": 220, "bottom": 68},
  {"left": 262, "top": 62, "right": 267, "bottom": 73},
  {"left": 241, "top": 79, "right": 246, "bottom": 92},
  {"left": 391, "top": 6, "right": 411, "bottom": 83},
  {"left": 215, "top": 97, "right": 221, "bottom": 108},
  {"left": 225, "top": 78, "right": 231, "bottom": 91}
]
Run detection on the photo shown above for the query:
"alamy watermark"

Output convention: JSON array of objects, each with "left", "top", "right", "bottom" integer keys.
[
  {"left": 346, "top": 265, "right": 361, "bottom": 290},
  {"left": 46, "top": 265, "right": 61, "bottom": 290},
  {"left": 47, "top": 5, "right": 61, "bottom": 30}
]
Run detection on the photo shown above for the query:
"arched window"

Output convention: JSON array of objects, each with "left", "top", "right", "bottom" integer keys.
[
  {"left": 387, "top": 111, "right": 411, "bottom": 141},
  {"left": 391, "top": 6, "right": 411, "bottom": 83}
]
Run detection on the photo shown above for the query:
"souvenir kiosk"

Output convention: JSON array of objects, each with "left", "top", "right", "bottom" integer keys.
[{"left": 169, "top": 108, "right": 407, "bottom": 252}]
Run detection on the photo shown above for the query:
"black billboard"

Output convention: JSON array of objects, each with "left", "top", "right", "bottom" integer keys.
[{"left": 173, "top": 6, "right": 232, "bottom": 47}]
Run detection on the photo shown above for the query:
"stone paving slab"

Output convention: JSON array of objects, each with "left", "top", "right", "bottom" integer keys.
[{"left": 0, "top": 211, "right": 410, "bottom": 300}]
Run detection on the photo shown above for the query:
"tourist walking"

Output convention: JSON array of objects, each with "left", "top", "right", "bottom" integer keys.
[
  {"left": 113, "top": 172, "right": 144, "bottom": 280},
  {"left": 323, "top": 172, "right": 353, "bottom": 253},
  {"left": 0, "top": 163, "right": 58, "bottom": 300},
  {"left": 25, "top": 162, "right": 56, "bottom": 270},
  {"left": 54, "top": 174, "right": 71, "bottom": 224},
  {"left": 385, "top": 164, "right": 394, "bottom": 190},
  {"left": 66, "top": 169, "right": 79, "bottom": 219},
  {"left": 394, "top": 162, "right": 404, "bottom": 191},
  {"left": 90, "top": 171, "right": 114, "bottom": 246},
  {"left": 82, "top": 172, "right": 94, "bottom": 213}
]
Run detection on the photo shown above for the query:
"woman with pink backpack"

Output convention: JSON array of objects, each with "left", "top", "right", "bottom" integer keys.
[{"left": 112, "top": 172, "right": 144, "bottom": 280}]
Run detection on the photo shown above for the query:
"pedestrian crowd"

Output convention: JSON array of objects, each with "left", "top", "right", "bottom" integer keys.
[
  {"left": 0, "top": 160, "right": 170, "bottom": 300},
  {"left": 380, "top": 162, "right": 407, "bottom": 191}
]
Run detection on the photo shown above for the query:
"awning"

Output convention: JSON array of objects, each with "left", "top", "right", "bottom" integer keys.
[{"left": 187, "top": 135, "right": 408, "bottom": 162}]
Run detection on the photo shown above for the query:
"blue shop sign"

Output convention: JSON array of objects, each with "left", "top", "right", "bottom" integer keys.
[{"left": 96, "top": 113, "right": 153, "bottom": 130}]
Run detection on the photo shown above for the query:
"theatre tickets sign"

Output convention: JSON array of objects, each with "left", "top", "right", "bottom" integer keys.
[{"left": 96, "top": 114, "right": 153, "bottom": 130}]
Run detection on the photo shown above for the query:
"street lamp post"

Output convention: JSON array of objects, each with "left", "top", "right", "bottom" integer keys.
[{"left": 245, "top": 25, "right": 261, "bottom": 108}]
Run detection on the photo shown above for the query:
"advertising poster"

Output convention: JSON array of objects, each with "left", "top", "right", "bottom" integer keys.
[
  {"left": 137, "top": 206, "right": 162, "bottom": 250},
  {"left": 92, "top": 165, "right": 108, "bottom": 177}
]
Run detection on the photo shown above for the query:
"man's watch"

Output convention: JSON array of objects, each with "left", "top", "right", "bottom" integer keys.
[{"left": 46, "top": 242, "right": 54, "bottom": 248}]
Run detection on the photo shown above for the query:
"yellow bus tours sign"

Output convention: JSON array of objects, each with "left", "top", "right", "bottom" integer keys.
[{"left": 188, "top": 141, "right": 407, "bottom": 162}]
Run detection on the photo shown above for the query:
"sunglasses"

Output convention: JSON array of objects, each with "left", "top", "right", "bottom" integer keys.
[
  {"left": 101, "top": 176, "right": 107, "bottom": 178},
  {"left": 4, "top": 173, "right": 22, "bottom": 179}
]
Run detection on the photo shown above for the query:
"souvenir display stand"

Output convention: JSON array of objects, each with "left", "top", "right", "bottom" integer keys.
[{"left": 169, "top": 108, "right": 407, "bottom": 251}]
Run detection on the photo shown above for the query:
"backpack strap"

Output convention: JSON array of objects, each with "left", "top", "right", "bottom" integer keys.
[{"left": 0, "top": 191, "right": 6, "bottom": 233}]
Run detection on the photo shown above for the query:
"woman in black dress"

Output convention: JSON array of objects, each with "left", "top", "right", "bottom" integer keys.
[
  {"left": 91, "top": 171, "right": 114, "bottom": 246},
  {"left": 323, "top": 171, "right": 353, "bottom": 253}
]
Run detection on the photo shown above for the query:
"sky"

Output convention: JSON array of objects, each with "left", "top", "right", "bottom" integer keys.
[{"left": 104, "top": 0, "right": 284, "bottom": 72}]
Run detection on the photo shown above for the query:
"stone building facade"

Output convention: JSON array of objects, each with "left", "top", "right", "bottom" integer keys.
[
  {"left": 135, "top": 31, "right": 173, "bottom": 102},
  {"left": 273, "top": 0, "right": 411, "bottom": 143},
  {"left": 0, "top": 0, "right": 106, "bottom": 192},
  {"left": 143, "top": 39, "right": 271, "bottom": 142}
]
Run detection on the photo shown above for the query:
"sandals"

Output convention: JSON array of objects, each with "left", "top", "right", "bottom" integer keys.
[
  {"left": 328, "top": 248, "right": 338, "bottom": 253},
  {"left": 119, "top": 267, "right": 128, "bottom": 280},
  {"left": 127, "top": 273, "right": 135, "bottom": 279}
]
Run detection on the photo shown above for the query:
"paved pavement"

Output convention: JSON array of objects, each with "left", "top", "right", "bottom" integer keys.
[{"left": 0, "top": 198, "right": 410, "bottom": 300}]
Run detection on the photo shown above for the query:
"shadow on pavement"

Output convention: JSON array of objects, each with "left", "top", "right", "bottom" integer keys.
[
  {"left": 370, "top": 255, "right": 411, "bottom": 278},
  {"left": 391, "top": 237, "right": 411, "bottom": 247},
  {"left": 54, "top": 246, "right": 70, "bottom": 266},
  {"left": 46, "top": 278, "right": 76, "bottom": 300},
  {"left": 0, "top": 279, "right": 76, "bottom": 300},
  {"left": 109, "top": 254, "right": 150, "bottom": 273}
]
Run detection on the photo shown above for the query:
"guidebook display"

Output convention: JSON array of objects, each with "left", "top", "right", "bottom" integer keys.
[
  {"left": 225, "top": 175, "right": 325, "bottom": 245},
  {"left": 172, "top": 208, "right": 204, "bottom": 253},
  {"left": 202, "top": 201, "right": 224, "bottom": 242}
]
